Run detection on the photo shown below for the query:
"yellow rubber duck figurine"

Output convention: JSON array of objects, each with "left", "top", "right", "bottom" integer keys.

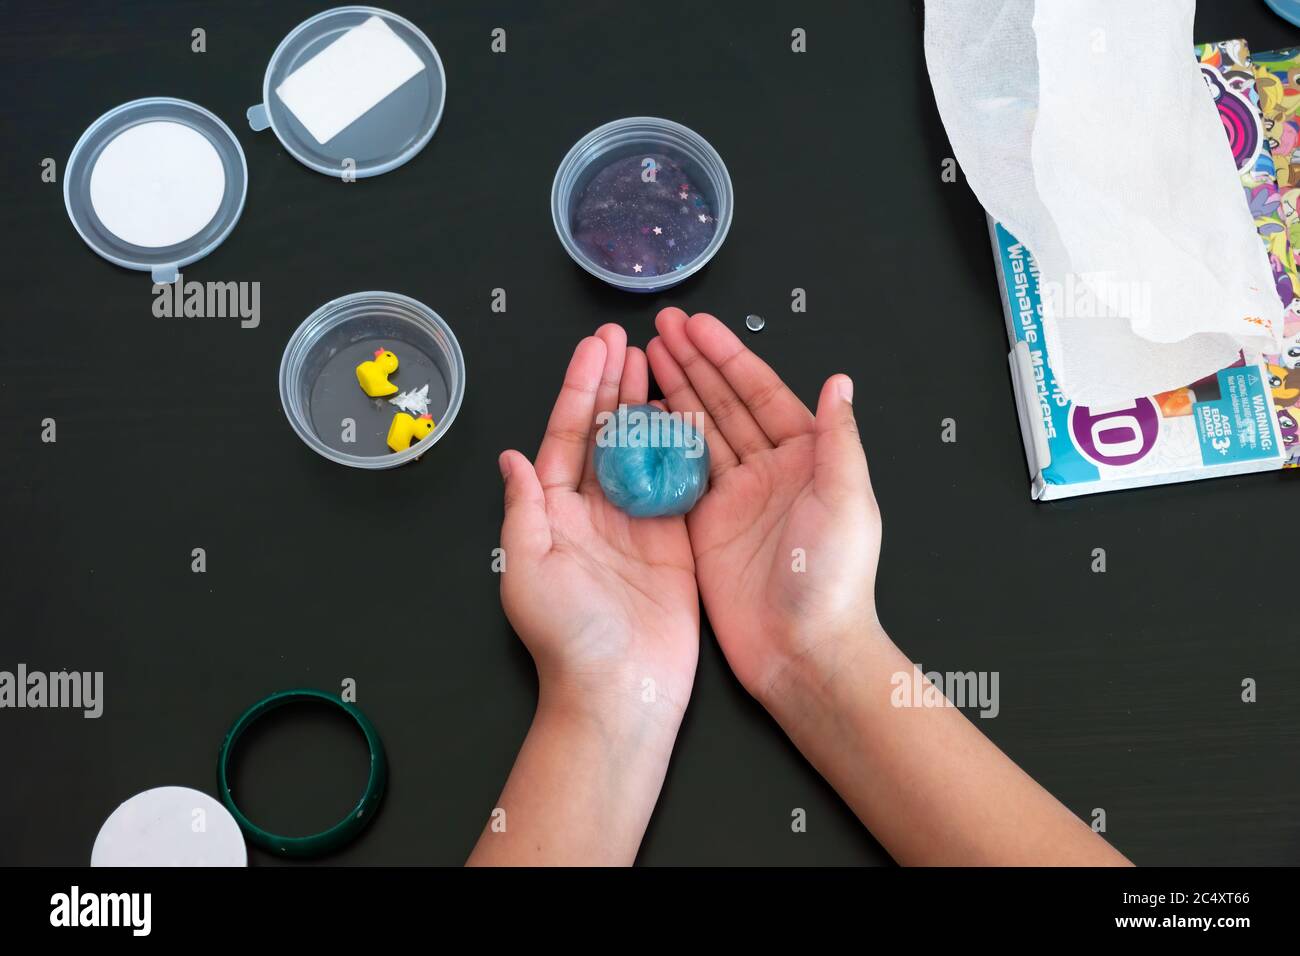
[
  {"left": 387, "top": 413, "right": 436, "bottom": 452},
  {"left": 356, "top": 348, "right": 400, "bottom": 397}
]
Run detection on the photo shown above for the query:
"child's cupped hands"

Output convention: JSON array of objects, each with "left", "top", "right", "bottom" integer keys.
[{"left": 499, "top": 310, "right": 885, "bottom": 726}]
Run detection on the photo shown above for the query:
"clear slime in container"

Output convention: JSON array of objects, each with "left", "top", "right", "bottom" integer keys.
[{"left": 279, "top": 292, "right": 464, "bottom": 469}]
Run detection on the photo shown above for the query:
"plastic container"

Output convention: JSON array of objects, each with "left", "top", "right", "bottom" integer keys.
[
  {"left": 248, "top": 6, "right": 445, "bottom": 178},
  {"left": 64, "top": 98, "right": 247, "bottom": 283},
  {"left": 551, "top": 117, "right": 733, "bottom": 292},
  {"left": 1264, "top": 0, "right": 1300, "bottom": 28},
  {"left": 279, "top": 292, "right": 465, "bottom": 469}
]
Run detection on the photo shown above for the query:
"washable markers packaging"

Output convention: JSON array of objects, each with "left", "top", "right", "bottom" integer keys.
[
  {"left": 986, "top": 36, "right": 1300, "bottom": 497},
  {"left": 990, "top": 222, "right": 1286, "bottom": 500}
]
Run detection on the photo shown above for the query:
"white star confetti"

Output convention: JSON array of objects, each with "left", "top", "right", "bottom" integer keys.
[
  {"left": 698, "top": 213, "right": 708, "bottom": 223},
  {"left": 633, "top": 263, "right": 643, "bottom": 273},
  {"left": 653, "top": 226, "right": 662, "bottom": 235}
]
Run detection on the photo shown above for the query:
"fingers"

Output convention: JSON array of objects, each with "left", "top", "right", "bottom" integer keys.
[
  {"left": 535, "top": 336, "right": 606, "bottom": 493},
  {"left": 591, "top": 323, "right": 628, "bottom": 417},
  {"left": 499, "top": 449, "right": 551, "bottom": 558},
  {"left": 646, "top": 334, "right": 740, "bottom": 477},
  {"left": 619, "top": 346, "right": 649, "bottom": 406},
  {"left": 581, "top": 324, "right": 628, "bottom": 489},
  {"left": 812, "top": 375, "right": 872, "bottom": 505},
  {"left": 654, "top": 307, "right": 771, "bottom": 459},
  {"left": 683, "top": 312, "right": 814, "bottom": 445}
]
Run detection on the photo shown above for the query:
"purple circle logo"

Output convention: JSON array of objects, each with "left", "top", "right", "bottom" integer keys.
[{"left": 1068, "top": 399, "right": 1161, "bottom": 467}]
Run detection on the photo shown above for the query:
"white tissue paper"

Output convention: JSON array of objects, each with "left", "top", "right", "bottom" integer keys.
[{"left": 924, "top": 0, "right": 1283, "bottom": 405}]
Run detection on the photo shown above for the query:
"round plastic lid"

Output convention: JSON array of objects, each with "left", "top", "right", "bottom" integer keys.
[
  {"left": 248, "top": 6, "right": 446, "bottom": 178},
  {"left": 91, "top": 786, "right": 247, "bottom": 867},
  {"left": 64, "top": 98, "right": 248, "bottom": 284}
]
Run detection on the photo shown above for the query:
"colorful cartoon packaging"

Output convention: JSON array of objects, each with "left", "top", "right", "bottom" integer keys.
[
  {"left": 1254, "top": 46, "right": 1300, "bottom": 450},
  {"left": 1199, "top": 40, "right": 1300, "bottom": 465},
  {"left": 1252, "top": 48, "right": 1300, "bottom": 267}
]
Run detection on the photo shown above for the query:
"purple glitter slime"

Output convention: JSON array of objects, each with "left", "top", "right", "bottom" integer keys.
[{"left": 572, "top": 153, "right": 717, "bottom": 278}]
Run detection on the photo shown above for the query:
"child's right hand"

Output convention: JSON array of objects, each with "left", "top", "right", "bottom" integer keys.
[
  {"left": 650, "top": 308, "right": 1129, "bottom": 866},
  {"left": 646, "top": 308, "right": 885, "bottom": 707}
]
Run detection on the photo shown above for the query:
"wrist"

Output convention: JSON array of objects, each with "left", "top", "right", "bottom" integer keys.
[
  {"left": 472, "top": 663, "right": 686, "bottom": 867},
  {"left": 536, "top": 665, "right": 687, "bottom": 757},
  {"left": 759, "top": 620, "right": 899, "bottom": 731}
]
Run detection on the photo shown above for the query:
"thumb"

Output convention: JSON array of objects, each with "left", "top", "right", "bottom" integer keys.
[
  {"left": 499, "top": 450, "right": 551, "bottom": 559},
  {"left": 812, "top": 375, "right": 871, "bottom": 503}
]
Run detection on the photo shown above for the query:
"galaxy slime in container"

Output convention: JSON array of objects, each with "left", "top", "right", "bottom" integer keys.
[{"left": 552, "top": 118, "right": 733, "bottom": 292}]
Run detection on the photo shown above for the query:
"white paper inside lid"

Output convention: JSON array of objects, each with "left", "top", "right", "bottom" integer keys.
[
  {"left": 89, "top": 121, "right": 226, "bottom": 248},
  {"left": 275, "top": 14, "right": 426, "bottom": 145}
]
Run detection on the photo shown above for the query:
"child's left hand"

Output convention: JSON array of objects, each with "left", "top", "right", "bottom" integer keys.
[
  {"left": 473, "top": 325, "right": 698, "bottom": 864},
  {"left": 497, "top": 324, "right": 699, "bottom": 732}
]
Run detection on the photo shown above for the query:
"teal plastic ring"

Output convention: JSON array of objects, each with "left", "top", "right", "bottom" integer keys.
[{"left": 217, "top": 688, "right": 387, "bottom": 858}]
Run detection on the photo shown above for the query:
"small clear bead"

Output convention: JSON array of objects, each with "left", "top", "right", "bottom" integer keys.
[{"left": 745, "top": 314, "right": 765, "bottom": 333}]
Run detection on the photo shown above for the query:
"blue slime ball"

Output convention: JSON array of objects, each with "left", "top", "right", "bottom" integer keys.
[{"left": 594, "top": 404, "right": 710, "bottom": 517}]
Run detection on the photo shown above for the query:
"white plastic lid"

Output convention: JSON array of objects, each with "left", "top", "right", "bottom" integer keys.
[{"left": 91, "top": 786, "right": 247, "bottom": 867}]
